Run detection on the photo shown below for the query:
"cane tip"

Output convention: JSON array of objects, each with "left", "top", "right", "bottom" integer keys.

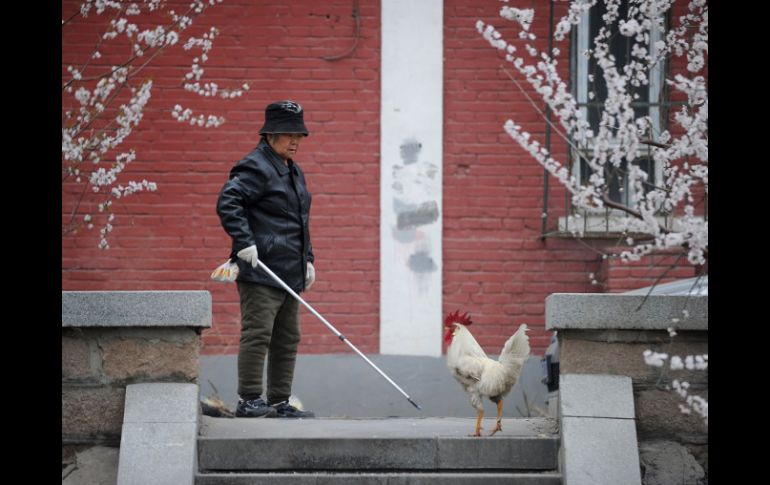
[{"left": 408, "top": 398, "right": 422, "bottom": 411}]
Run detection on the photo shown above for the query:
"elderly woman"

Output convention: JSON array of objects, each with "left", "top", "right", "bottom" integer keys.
[{"left": 216, "top": 100, "right": 316, "bottom": 418}]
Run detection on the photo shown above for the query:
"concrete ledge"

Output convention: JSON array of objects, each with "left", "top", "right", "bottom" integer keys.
[
  {"left": 62, "top": 291, "right": 212, "bottom": 328},
  {"left": 199, "top": 416, "right": 559, "bottom": 471},
  {"left": 117, "top": 383, "right": 199, "bottom": 485},
  {"left": 545, "top": 293, "right": 707, "bottom": 331}
]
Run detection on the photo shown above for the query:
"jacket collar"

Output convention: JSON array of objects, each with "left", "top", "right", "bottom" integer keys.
[{"left": 258, "top": 138, "right": 296, "bottom": 176}]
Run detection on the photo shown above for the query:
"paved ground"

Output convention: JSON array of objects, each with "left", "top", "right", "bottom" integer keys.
[
  {"left": 199, "top": 354, "right": 551, "bottom": 419},
  {"left": 62, "top": 446, "right": 119, "bottom": 485}
]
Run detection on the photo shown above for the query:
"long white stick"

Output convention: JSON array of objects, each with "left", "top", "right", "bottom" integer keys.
[{"left": 256, "top": 260, "right": 422, "bottom": 410}]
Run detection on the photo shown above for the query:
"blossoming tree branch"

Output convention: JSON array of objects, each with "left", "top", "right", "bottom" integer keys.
[
  {"left": 478, "top": 0, "right": 707, "bottom": 425},
  {"left": 62, "top": 0, "right": 248, "bottom": 249},
  {"left": 477, "top": 0, "right": 707, "bottom": 268}
]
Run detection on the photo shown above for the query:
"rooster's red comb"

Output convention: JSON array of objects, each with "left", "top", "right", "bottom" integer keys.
[{"left": 444, "top": 310, "right": 472, "bottom": 327}]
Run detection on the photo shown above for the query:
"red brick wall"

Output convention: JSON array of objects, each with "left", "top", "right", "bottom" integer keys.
[
  {"left": 61, "top": 0, "right": 382, "bottom": 355},
  {"left": 63, "top": 1, "right": 703, "bottom": 357},
  {"left": 443, "top": 0, "right": 604, "bottom": 354},
  {"left": 600, "top": 249, "right": 700, "bottom": 294}
]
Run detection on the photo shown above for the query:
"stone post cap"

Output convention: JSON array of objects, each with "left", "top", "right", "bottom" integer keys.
[
  {"left": 62, "top": 291, "right": 212, "bottom": 328},
  {"left": 545, "top": 293, "right": 707, "bottom": 331}
]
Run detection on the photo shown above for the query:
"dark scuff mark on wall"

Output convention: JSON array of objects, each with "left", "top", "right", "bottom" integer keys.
[
  {"left": 397, "top": 200, "right": 439, "bottom": 230},
  {"left": 399, "top": 138, "right": 422, "bottom": 165},
  {"left": 408, "top": 251, "right": 437, "bottom": 273}
]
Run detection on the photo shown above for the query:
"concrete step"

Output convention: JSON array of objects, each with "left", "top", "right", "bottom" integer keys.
[
  {"left": 195, "top": 471, "right": 563, "bottom": 485},
  {"left": 198, "top": 416, "right": 560, "bottom": 473}
]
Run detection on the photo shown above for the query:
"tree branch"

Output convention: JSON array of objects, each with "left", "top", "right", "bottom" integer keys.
[
  {"left": 62, "top": 3, "right": 205, "bottom": 90},
  {"left": 640, "top": 139, "right": 669, "bottom": 149}
]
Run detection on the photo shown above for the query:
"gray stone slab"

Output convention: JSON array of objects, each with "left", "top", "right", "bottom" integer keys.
[
  {"left": 62, "top": 290, "right": 212, "bottom": 328},
  {"left": 198, "top": 416, "right": 559, "bottom": 471},
  {"left": 545, "top": 293, "right": 707, "bottom": 331},
  {"left": 123, "top": 383, "right": 199, "bottom": 424},
  {"left": 200, "top": 436, "right": 558, "bottom": 471},
  {"left": 437, "top": 436, "right": 559, "bottom": 470},
  {"left": 202, "top": 437, "right": 435, "bottom": 471},
  {"left": 117, "top": 383, "right": 200, "bottom": 485},
  {"left": 562, "top": 416, "right": 641, "bottom": 485},
  {"left": 560, "top": 374, "right": 635, "bottom": 419},
  {"left": 195, "top": 472, "right": 563, "bottom": 485},
  {"left": 117, "top": 421, "right": 197, "bottom": 485},
  {"left": 199, "top": 416, "right": 558, "bottom": 440}
]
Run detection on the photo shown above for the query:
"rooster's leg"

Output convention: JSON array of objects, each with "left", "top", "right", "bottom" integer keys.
[
  {"left": 470, "top": 409, "right": 484, "bottom": 437},
  {"left": 488, "top": 400, "right": 504, "bottom": 436}
]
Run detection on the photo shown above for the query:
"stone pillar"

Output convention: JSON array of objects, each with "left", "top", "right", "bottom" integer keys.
[
  {"left": 546, "top": 293, "right": 708, "bottom": 484},
  {"left": 62, "top": 291, "right": 211, "bottom": 459}
]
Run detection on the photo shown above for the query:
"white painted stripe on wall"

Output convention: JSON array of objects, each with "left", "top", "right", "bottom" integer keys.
[{"left": 380, "top": 0, "right": 443, "bottom": 356}]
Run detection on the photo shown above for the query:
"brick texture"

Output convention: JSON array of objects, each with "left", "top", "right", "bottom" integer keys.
[
  {"left": 599, "top": 248, "right": 701, "bottom": 294},
  {"left": 61, "top": 0, "right": 381, "bottom": 355},
  {"left": 443, "top": 0, "right": 602, "bottom": 355},
  {"left": 62, "top": 1, "right": 703, "bottom": 357}
]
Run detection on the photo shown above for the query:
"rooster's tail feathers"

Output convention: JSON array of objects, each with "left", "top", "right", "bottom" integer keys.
[{"left": 500, "top": 323, "right": 530, "bottom": 360}]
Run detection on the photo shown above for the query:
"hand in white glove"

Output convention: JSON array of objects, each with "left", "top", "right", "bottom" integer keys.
[
  {"left": 236, "top": 245, "right": 259, "bottom": 268},
  {"left": 305, "top": 262, "right": 316, "bottom": 290}
]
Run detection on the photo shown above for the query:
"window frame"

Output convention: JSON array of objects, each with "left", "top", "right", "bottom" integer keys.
[{"left": 571, "top": 4, "right": 666, "bottom": 212}]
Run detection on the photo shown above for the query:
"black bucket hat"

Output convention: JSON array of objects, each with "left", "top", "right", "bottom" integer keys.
[{"left": 258, "top": 100, "right": 309, "bottom": 136}]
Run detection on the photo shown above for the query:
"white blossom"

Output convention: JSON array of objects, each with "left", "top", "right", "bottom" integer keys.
[
  {"left": 619, "top": 19, "right": 641, "bottom": 37},
  {"left": 672, "top": 379, "right": 707, "bottom": 425},
  {"left": 63, "top": 0, "right": 234, "bottom": 248},
  {"left": 643, "top": 350, "right": 668, "bottom": 368},
  {"left": 500, "top": 7, "right": 534, "bottom": 31},
  {"left": 478, "top": 0, "right": 707, "bottom": 272}
]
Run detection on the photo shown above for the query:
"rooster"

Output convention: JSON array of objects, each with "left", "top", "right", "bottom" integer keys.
[{"left": 444, "top": 310, "right": 530, "bottom": 437}]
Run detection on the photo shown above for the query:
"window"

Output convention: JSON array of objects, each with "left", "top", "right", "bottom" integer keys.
[{"left": 572, "top": 0, "right": 666, "bottom": 209}]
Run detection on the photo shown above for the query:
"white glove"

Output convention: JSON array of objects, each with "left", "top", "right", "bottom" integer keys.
[
  {"left": 236, "top": 245, "right": 259, "bottom": 268},
  {"left": 305, "top": 262, "right": 316, "bottom": 290}
]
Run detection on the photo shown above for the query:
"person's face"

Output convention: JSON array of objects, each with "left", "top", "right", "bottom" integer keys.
[{"left": 270, "top": 133, "right": 304, "bottom": 160}]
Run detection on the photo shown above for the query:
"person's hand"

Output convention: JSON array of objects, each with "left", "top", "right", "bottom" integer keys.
[
  {"left": 236, "top": 245, "right": 259, "bottom": 268},
  {"left": 305, "top": 262, "right": 316, "bottom": 290}
]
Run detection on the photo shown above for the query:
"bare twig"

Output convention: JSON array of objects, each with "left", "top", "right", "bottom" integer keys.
[
  {"left": 635, "top": 250, "right": 687, "bottom": 311},
  {"left": 640, "top": 139, "right": 669, "bottom": 149},
  {"left": 63, "top": 181, "right": 93, "bottom": 235}
]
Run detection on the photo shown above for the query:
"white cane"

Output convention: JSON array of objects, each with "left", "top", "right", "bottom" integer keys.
[{"left": 256, "top": 260, "right": 422, "bottom": 410}]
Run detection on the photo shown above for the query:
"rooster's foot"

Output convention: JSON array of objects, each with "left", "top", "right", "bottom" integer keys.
[{"left": 488, "top": 422, "right": 502, "bottom": 436}]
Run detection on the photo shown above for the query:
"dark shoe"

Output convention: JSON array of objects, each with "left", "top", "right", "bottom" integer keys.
[
  {"left": 236, "top": 397, "right": 278, "bottom": 418},
  {"left": 269, "top": 400, "right": 315, "bottom": 418}
]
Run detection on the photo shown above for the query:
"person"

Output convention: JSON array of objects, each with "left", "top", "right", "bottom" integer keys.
[{"left": 216, "top": 100, "right": 316, "bottom": 418}]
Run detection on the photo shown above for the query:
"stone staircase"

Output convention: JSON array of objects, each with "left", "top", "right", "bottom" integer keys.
[{"left": 196, "top": 416, "right": 562, "bottom": 484}]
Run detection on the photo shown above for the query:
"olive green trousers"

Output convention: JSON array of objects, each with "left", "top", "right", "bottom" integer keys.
[{"left": 236, "top": 281, "right": 300, "bottom": 404}]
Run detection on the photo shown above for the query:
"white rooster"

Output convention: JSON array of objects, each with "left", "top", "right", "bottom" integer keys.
[{"left": 444, "top": 310, "right": 530, "bottom": 437}]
